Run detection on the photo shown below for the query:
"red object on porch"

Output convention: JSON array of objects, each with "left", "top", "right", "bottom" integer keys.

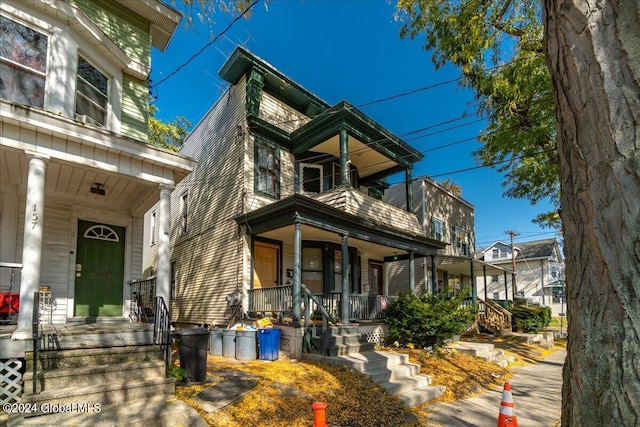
[
  {"left": 0, "top": 292, "right": 19, "bottom": 314},
  {"left": 312, "top": 401, "right": 328, "bottom": 427}
]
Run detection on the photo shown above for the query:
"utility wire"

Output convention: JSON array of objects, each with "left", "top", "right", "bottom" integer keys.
[{"left": 152, "top": 0, "right": 261, "bottom": 89}]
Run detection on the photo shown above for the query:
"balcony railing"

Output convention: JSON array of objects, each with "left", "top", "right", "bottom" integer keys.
[{"left": 247, "top": 286, "right": 394, "bottom": 321}]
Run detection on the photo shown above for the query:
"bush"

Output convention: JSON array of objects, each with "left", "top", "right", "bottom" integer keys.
[
  {"left": 511, "top": 306, "right": 552, "bottom": 332},
  {"left": 384, "top": 291, "right": 477, "bottom": 349}
]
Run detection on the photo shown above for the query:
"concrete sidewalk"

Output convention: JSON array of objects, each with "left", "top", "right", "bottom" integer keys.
[{"left": 425, "top": 348, "right": 566, "bottom": 426}]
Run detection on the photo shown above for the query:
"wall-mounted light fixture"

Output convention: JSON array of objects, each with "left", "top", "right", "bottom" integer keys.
[{"left": 90, "top": 183, "right": 106, "bottom": 196}]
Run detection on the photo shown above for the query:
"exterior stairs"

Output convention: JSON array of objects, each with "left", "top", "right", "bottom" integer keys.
[
  {"left": 304, "top": 350, "right": 445, "bottom": 407},
  {"left": 7, "top": 322, "right": 204, "bottom": 426},
  {"left": 446, "top": 340, "right": 515, "bottom": 368},
  {"left": 311, "top": 324, "right": 375, "bottom": 356}
]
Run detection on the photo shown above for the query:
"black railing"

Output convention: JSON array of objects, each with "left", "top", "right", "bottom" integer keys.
[
  {"left": 129, "top": 278, "right": 156, "bottom": 323},
  {"left": 154, "top": 296, "right": 171, "bottom": 374},
  {"left": 32, "top": 291, "right": 40, "bottom": 395}
]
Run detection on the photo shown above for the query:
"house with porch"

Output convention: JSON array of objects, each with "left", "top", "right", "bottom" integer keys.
[
  {"left": 476, "top": 238, "right": 564, "bottom": 315},
  {"left": 0, "top": 0, "right": 195, "bottom": 412}
]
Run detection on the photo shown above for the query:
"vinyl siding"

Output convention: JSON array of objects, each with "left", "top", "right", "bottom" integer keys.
[
  {"left": 168, "top": 80, "right": 247, "bottom": 326},
  {"left": 120, "top": 74, "right": 149, "bottom": 143},
  {"left": 259, "top": 92, "right": 311, "bottom": 134},
  {"left": 71, "top": 0, "right": 151, "bottom": 66}
]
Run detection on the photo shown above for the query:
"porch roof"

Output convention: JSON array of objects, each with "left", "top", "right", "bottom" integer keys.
[{"left": 235, "top": 193, "right": 446, "bottom": 257}]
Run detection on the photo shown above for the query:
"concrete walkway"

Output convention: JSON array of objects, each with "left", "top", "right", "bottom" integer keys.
[{"left": 425, "top": 348, "right": 566, "bottom": 426}]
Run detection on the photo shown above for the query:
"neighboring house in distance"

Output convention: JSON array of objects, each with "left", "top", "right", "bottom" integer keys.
[
  {"left": 143, "top": 47, "right": 450, "bottom": 327},
  {"left": 476, "top": 238, "right": 565, "bottom": 315},
  {"left": 0, "top": 0, "right": 194, "bottom": 349},
  {"left": 385, "top": 177, "right": 509, "bottom": 297}
]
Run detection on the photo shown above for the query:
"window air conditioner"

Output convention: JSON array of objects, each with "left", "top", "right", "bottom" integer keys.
[{"left": 75, "top": 114, "right": 104, "bottom": 128}]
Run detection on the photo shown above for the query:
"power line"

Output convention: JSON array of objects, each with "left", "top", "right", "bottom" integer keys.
[{"left": 151, "top": 0, "right": 261, "bottom": 90}]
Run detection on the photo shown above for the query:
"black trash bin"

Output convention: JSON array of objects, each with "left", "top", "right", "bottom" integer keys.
[{"left": 173, "top": 328, "right": 209, "bottom": 382}]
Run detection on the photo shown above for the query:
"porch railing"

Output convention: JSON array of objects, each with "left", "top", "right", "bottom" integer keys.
[
  {"left": 129, "top": 277, "right": 156, "bottom": 323},
  {"left": 247, "top": 286, "right": 394, "bottom": 322},
  {"left": 477, "top": 297, "right": 512, "bottom": 333},
  {"left": 32, "top": 291, "right": 40, "bottom": 395}
]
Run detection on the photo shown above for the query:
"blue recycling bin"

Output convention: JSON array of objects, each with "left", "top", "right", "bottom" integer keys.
[{"left": 258, "top": 328, "right": 281, "bottom": 361}]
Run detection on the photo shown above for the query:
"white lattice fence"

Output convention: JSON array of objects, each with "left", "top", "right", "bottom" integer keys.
[
  {"left": 358, "top": 324, "right": 389, "bottom": 345},
  {"left": 1, "top": 358, "right": 24, "bottom": 404}
]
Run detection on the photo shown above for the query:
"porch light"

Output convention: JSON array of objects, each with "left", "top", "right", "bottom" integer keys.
[{"left": 90, "top": 183, "right": 106, "bottom": 196}]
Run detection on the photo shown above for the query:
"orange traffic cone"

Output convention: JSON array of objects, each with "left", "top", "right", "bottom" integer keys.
[{"left": 497, "top": 382, "right": 518, "bottom": 427}]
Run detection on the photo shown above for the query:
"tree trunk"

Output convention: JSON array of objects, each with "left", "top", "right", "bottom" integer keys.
[{"left": 543, "top": 1, "right": 640, "bottom": 426}]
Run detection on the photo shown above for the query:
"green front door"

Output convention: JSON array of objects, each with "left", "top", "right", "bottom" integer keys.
[{"left": 74, "top": 220, "right": 125, "bottom": 317}]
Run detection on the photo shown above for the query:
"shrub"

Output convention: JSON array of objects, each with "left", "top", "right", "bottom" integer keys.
[
  {"left": 384, "top": 291, "right": 477, "bottom": 349},
  {"left": 511, "top": 306, "right": 552, "bottom": 332}
]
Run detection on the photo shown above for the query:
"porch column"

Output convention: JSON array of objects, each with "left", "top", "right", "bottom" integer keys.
[
  {"left": 339, "top": 128, "right": 350, "bottom": 187},
  {"left": 14, "top": 153, "right": 49, "bottom": 339},
  {"left": 340, "top": 234, "right": 349, "bottom": 324},
  {"left": 483, "top": 265, "right": 488, "bottom": 301},
  {"left": 292, "top": 219, "right": 302, "bottom": 325},
  {"left": 470, "top": 261, "right": 476, "bottom": 303},
  {"left": 430, "top": 255, "right": 437, "bottom": 295},
  {"left": 156, "top": 184, "right": 173, "bottom": 304},
  {"left": 405, "top": 167, "right": 413, "bottom": 212},
  {"left": 408, "top": 251, "right": 415, "bottom": 294},
  {"left": 504, "top": 271, "right": 509, "bottom": 301}
]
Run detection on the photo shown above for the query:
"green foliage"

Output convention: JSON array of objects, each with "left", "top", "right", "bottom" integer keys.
[
  {"left": 384, "top": 292, "right": 477, "bottom": 349},
  {"left": 395, "top": 0, "right": 560, "bottom": 229},
  {"left": 172, "top": 0, "right": 262, "bottom": 29},
  {"left": 511, "top": 305, "right": 552, "bottom": 333},
  {"left": 148, "top": 105, "right": 191, "bottom": 152},
  {"left": 169, "top": 364, "right": 189, "bottom": 382}
]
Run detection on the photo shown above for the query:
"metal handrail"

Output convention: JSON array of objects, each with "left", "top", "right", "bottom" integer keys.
[
  {"left": 154, "top": 296, "right": 171, "bottom": 375},
  {"left": 129, "top": 277, "right": 156, "bottom": 323},
  {"left": 32, "top": 291, "right": 40, "bottom": 394}
]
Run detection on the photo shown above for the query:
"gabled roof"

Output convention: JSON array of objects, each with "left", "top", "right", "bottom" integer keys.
[{"left": 515, "top": 238, "right": 562, "bottom": 261}]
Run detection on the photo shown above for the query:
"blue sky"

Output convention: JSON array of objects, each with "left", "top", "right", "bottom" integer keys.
[{"left": 150, "top": 0, "right": 559, "bottom": 250}]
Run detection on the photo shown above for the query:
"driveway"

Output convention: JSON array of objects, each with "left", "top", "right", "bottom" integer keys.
[{"left": 425, "top": 348, "right": 566, "bottom": 426}]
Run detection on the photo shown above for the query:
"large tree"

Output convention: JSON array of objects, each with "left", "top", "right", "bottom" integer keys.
[
  {"left": 396, "top": 0, "right": 640, "bottom": 424},
  {"left": 544, "top": 1, "right": 640, "bottom": 425}
]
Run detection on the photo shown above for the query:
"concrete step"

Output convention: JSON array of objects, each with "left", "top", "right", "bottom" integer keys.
[
  {"left": 398, "top": 385, "right": 447, "bottom": 407},
  {"left": 447, "top": 341, "right": 515, "bottom": 367},
  {"left": 18, "top": 377, "right": 176, "bottom": 415},
  {"left": 379, "top": 373, "right": 433, "bottom": 395},
  {"left": 40, "top": 328, "right": 154, "bottom": 350},
  {"left": 26, "top": 345, "right": 163, "bottom": 371},
  {"left": 330, "top": 351, "right": 410, "bottom": 372},
  {"left": 8, "top": 395, "right": 206, "bottom": 427},
  {"left": 23, "top": 360, "right": 166, "bottom": 393},
  {"left": 326, "top": 341, "right": 374, "bottom": 356}
]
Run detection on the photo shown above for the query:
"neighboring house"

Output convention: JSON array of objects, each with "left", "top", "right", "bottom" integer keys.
[
  {"left": 143, "top": 47, "right": 450, "bottom": 327},
  {"left": 0, "top": 0, "right": 194, "bottom": 349},
  {"left": 476, "top": 238, "right": 565, "bottom": 315},
  {"left": 385, "top": 176, "right": 509, "bottom": 297}
]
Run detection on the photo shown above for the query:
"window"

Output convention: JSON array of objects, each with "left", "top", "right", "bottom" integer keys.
[
  {"left": 492, "top": 248, "right": 499, "bottom": 258},
  {"left": 432, "top": 217, "right": 445, "bottom": 241},
  {"left": 453, "top": 226, "right": 469, "bottom": 256},
  {"left": 170, "top": 261, "right": 177, "bottom": 300},
  {"left": 75, "top": 56, "right": 108, "bottom": 127},
  {"left": 255, "top": 139, "right": 280, "bottom": 198},
  {"left": 300, "top": 163, "right": 323, "bottom": 194},
  {"left": 0, "top": 15, "right": 48, "bottom": 108},
  {"left": 493, "top": 292, "right": 500, "bottom": 299},
  {"left": 180, "top": 192, "right": 188, "bottom": 234},
  {"left": 150, "top": 211, "right": 156, "bottom": 246},
  {"left": 492, "top": 275, "right": 499, "bottom": 283}
]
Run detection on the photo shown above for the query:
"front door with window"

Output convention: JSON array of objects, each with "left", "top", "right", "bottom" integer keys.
[
  {"left": 370, "top": 262, "right": 384, "bottom": 295},
  {"left": 74, "top": 220, "right": 125, "bottom": 317}
]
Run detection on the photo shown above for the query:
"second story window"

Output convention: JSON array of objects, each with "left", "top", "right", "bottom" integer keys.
[
  {"left": 300, "top": 163, "right": 323, "bottom": 194},
  {"left": 432, "top": 217, "right": 445, "bottom": 242},
  {"left": 76, "top": 56, "right": 108, "bottom": 127},
  {"left": 255, "top": 139, "right": 280, "bottom": 199},
  {"left": 0, "top": 15, "right": 48, "bottom": 108},
  {"left": 180, "top": 192, "right": 188, "bottom": 234},
  {"left": 453, "top": 226, "right": 469, "bottom": 256}
]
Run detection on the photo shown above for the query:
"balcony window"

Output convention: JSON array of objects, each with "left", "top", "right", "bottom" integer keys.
[
  {"left": 76, "top": 56, "right": 108, "bottom": 127},
  {"left": 0, "top": 15, "right": 48, "bottom": 108},
  {"left": 300, "top": 163, "right": 323, "bottom": 194},
  {"left": 255, "top": 138, "right": 280, "bottom": 198}
]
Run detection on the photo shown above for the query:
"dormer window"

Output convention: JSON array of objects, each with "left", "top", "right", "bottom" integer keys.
[
  {"left": 0, "top": 15, "right": 48, "bottom": 108},
  {"left": 75, "top": 56, "right": 108, "bottom": 127}
]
